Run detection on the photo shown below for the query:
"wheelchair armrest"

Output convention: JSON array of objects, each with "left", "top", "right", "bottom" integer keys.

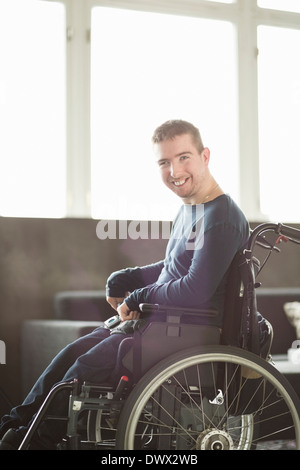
[{"left": 139, "top": 303, "right": 218, "bottom": 322}]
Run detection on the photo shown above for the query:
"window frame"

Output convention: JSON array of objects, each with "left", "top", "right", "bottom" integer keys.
[{"left": 48, "top": 0, "right": 300, "bottom": 221}]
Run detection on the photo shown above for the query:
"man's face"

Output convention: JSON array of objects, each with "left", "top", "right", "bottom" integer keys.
[{"left": 154, "top": 133, "right": 210, "bottom": 204}]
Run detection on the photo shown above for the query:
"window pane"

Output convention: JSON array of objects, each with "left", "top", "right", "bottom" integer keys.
[
  {"left": 258, "top": 0, "right": 300, "bottom": 14},
  {"left": 257, "top": 26, "right": 300, "bottom": 221},
  {"left": 91, "top": 7, "right": 238, "bottom": 221},
  {"left": 0, "top": 0, "right": 66, "bottom": 218}
]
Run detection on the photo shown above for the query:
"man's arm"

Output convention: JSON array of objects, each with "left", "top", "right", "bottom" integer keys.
[
  {"left": 124, "top": 223, "right": 247, "bottom": 312},
  {"left": 106, "top": 261, "right": 164, "bottom": 312}
]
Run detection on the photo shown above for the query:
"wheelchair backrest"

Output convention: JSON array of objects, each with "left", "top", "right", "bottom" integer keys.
[
  {"left": 221, "top": 251, "right": 245, "bottom": 348},
  {"left": 221, "top": 248, "right": 261, "bottom": 354}
]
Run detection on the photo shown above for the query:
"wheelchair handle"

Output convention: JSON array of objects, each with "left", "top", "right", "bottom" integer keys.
[
  {"left": 279, "top": 223, "right": 300, "bottom": 241},
  {"left": 248, "top": 222, "right": 300, "bottom": 252}
]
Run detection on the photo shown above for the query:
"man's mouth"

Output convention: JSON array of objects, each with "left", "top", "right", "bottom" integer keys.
[{"left": 172, "top": 178, "right": 189, "bottom": 187}]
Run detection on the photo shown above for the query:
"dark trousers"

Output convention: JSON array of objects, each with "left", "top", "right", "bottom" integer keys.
[{"left": 0, "top": 327, "right": 127, "bottom": 442}]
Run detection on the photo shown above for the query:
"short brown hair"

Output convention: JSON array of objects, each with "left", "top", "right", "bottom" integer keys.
[{"left": 152, "top": 120, "right": 204, "bottom": 154}]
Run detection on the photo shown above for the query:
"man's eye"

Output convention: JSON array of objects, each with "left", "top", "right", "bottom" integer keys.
[
  {"left": 158, "top": 161, "right": 168, "bottom": 167},
  {"left": 180, "top": 155, "right": 188, "bottom": 161}
]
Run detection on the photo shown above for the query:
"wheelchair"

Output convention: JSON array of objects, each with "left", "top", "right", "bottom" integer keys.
[{"left": 18, "top": 223, "right": 300, "bottom": 451}]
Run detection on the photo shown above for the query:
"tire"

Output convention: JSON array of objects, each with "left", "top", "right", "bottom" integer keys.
[{"left": 115, "top": 345, "right": 300, "bottom": 450}]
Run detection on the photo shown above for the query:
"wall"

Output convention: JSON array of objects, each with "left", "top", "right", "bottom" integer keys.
[{"left": 0, "top": 217, "right": 300, "bottom": 406}]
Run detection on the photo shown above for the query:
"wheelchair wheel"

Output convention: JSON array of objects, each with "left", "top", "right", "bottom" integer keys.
[{"left": 115, "top": 345, "right": 300, "bottom": 450}]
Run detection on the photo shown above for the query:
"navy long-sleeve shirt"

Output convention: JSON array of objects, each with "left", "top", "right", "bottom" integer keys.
[{"left": 106, "top": 195, "right": 249, "bottom": 327}]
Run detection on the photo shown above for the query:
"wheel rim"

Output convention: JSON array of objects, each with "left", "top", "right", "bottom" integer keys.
[{"left": 118, "top": 347, "right": 300, "bottom": 450}]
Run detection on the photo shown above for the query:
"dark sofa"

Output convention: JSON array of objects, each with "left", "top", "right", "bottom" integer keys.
[
  {"left": 21, "top": 287, "right": 300, "bottom": 398},
  {"left": 21, "top": 291, "right": 115, "bottom": 397}
]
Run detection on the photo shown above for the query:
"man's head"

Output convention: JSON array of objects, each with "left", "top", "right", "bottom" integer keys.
[
  {"left": 152, "top": 120, "right": 204, "bottom": 155},
  {"left": 152, "top": 120, "right": 217, "bottom": 205}
]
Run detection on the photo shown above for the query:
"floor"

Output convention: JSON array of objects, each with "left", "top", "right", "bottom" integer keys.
[{"left": 257, "top": 440, "right": 297, "bottom": 450}]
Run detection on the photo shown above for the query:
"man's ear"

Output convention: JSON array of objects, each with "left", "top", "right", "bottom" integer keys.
[{"left": 202, "top": 147, "right": 210, "bottom": 165}]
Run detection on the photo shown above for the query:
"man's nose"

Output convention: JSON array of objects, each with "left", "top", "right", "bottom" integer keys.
[{"left": 170, "top": 162, "right": 181, "bottom": 179}]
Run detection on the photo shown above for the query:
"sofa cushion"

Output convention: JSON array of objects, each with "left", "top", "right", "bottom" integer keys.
[{"left": 53, "top": 290, "right": 115, "bottom": 321}]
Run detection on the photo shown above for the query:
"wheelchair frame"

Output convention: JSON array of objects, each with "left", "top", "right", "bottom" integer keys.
[{"left": 18, "top": 222, "right": 300, "bottom": 450}]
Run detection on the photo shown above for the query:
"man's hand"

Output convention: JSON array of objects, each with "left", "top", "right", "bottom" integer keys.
[
  {"left": 106, "top": 296, "right": 127, "bottom": 311},
  {"left": 106, "top": 292, "right": 139, "bottom": 321},
  {"left": 117, "top": 302, "right": 140, "bottom": 322}
]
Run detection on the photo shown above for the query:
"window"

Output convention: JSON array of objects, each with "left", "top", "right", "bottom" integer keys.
[
  {"left": 257, "top": 26, "right": 300, "bottom": 221},
  {"left": 258, "top": 0, "right": 300, "bottom": 14},
  {"left": 0, "top": 0, "right": 66, "bottom": 218},
  {"left": 1, "top": 1, "right": 300, "bottom": 223},
  {"left": 91, "top": 7, "right": 238, "bottom": 221}
]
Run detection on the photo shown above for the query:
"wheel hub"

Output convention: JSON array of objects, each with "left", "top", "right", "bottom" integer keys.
[{"left": 196, "top": 428, "right": 234, "bottom": 450}]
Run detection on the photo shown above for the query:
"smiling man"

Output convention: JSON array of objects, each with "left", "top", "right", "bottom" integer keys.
[
  {"left": 116, "top": 120, "right": 249, "bottom": 327},
  {"left": 0, "top": 119, "right": 250, "bottom": 450}
]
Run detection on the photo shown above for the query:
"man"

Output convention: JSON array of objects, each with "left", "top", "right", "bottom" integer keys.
[
  {"left": 110, "top": 120, "right": 249, "bottom": 327},
  {"left": 0, "top": 120, "right": 249, "bottom": 450}
]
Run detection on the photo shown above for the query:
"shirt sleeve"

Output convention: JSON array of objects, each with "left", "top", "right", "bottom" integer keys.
[
  {"left": 125, "top": 222, "right": 246, "bottom": 311},
  {"left": 106, "top": 260, "right": 164, "bottom": 298}
]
